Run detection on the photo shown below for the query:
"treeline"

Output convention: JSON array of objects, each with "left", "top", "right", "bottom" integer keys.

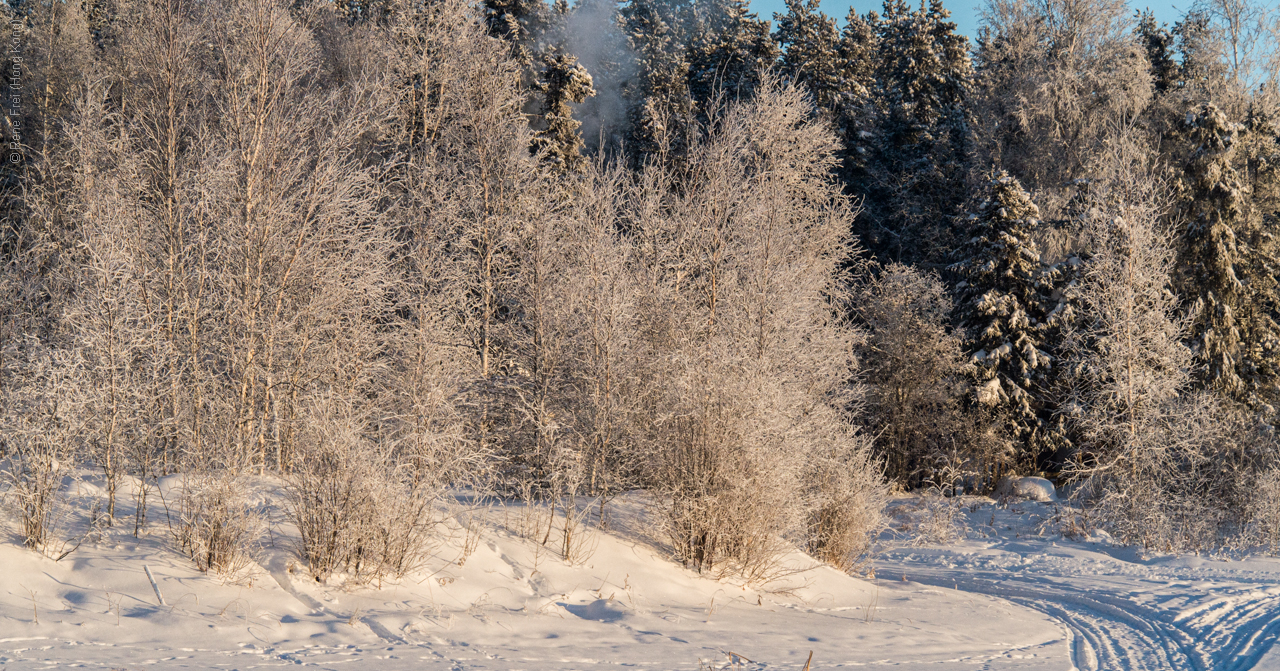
[{"left": 0, "top": 0, "right": 1279, "bottom": 582}]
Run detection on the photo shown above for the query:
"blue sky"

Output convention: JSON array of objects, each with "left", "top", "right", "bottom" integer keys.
[{"left": 745, "top": 0, "right": 1189, "bottom": 38}]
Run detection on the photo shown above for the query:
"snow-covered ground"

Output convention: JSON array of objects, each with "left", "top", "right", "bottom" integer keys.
[
  {"left": 879, "top": 496, "right": 1280, "bottom": 671},
  {"left": 1, "top": 477, "right": 1277, "bottom": 670}
]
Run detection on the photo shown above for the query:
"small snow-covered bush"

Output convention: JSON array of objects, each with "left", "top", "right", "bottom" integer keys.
[
  {"left": 286, "top": 397, "right": 439, "bottom": 583},
  {"left": 805, "top": 435, "right": 889, "bottom": 573},
  {"left": 0, "top": 344, "right": 83, "bottom": 555},
  {"left": 171, "top": 474, "right": 262, "bottom": 578},
  {"left": 3, "top": 433, "right": 75, "bottom": 554},
  {"left": 1245, "top": 468, "right": 1280, "bottom": 554},
  {"left": 911, "top": 493, "right": 967, "bottom": 546}
]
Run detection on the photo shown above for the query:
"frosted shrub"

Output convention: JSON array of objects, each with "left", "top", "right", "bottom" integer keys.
[
  {"left": 805, "top": 436, "right": 889, "bottom": 573},
  {"left": 3, "top": 432, "right": 75, "bottom": 554},
  {"left": 631, "top": 76, "right": 887, "bottom": 581},
  {"left": 172, "top": 474, "right": 262, "bottom": 578},
  {"left": 911, "top": 493, "right": 966, "bottom": 547},
  {"left": 286, "top": 399, "right": 439, "bottom": 583},
  {"left": 1245, "top": 468, "right": 1280, "bottom": 554},
  {"left": 854, "top": 264, "right": 998, "bottom": 489},
  {"left": 648, "top": 373, "right": 800, "bottom": 582},
  {"left": 0, "top": 345, "right": 83, "bottom": 556}
]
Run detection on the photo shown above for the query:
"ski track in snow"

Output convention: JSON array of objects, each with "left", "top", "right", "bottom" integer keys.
[{"left": 880, "top": 548, "right": 1280, "bottom": 671}]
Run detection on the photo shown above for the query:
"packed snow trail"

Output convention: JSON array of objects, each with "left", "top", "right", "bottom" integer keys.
[{"left": 879, "top": 499, "right": 1280, "bottom": 671}]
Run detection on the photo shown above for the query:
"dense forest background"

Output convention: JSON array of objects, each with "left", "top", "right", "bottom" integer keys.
[{"left": 2, "top": 0, "right": 1280, "bottom": 582}]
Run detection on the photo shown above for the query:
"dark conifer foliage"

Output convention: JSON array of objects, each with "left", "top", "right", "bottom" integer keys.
[
  {"left": 532, "top": 48, "right": 598, "bottom": 173},
  {"left": 857, "top": 0, "right": 973, "bottom": 265},
  {"left": 482, "top": 0, "right": 549, "bottom": 50},
  {"left": 1174, "top": 104, "right": 1280, "bottom": 409},
  {"left": 621, "top": 0, "right": 695, "bottom": 167},
  {"left": 1137, "top": 10, "right": 1178, "bottom": 95},
  {"left": 686, "top": 0, "right": 776, "bottom": 114},
  {"left": 951, "top": 172, "right": 1051, "bottom": 459},
  {"left": 773, "top": 0, "right": 843, "bottom": 110}
]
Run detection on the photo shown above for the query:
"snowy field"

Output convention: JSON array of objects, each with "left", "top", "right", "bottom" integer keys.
[{"left": 2, "top": 478, "right": 1279, "bottom": 670}]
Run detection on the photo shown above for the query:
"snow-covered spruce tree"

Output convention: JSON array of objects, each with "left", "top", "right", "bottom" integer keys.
[
  {"left": 621, "top": 0, "right": 695, "bottom": 169},
  {"left": 863, "top": 0, "right": 972, "bottom": 264},
  {"left": 1175, "top": 103, "right": 1249, "bottom": 398},
  {"left": 1173, "top": 103, "right": 1280, "bottom": 410},
  {"left": 631, "top": 75, "right": 885, "bottom": 579},
  {"left": 834, "top": 8, "right": 880, "bottom": 185},
  {"left": 531, "top": 47, "right": 596, "bottom": 175},
  {"left": 481, "top": 0, "right": 549, "bottom": 63},
  {"left": 686, "top": 0, "right": 776, "bottom": 116},
  {"left": 951, "top": 171, "right": 1052, "bottom": 466},
  {"left": 1245, "top": 103, "right": 1280, "bottom": 214},
  {"left": 1137, "top": 10, "right": 1179, "bottom": 96},
  {"left": 772, "top": 0, "right": 843, "bottom": 111},
  {"left": 1065, "top": 143, "right": 1239, "bottom": 550}
]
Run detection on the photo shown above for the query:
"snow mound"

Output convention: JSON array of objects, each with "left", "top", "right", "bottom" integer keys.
[
  {"left": 563, "top": 598, "right": 628, "bottom": 622},
  {"left": 996, "top": 476, "right": 1058, "bottom": 502},
  {"left": 0, "top": 475, "right": 1071, "bottom": 669}
]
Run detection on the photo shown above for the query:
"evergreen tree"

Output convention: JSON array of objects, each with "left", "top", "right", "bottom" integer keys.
[
  {"left": 621, "top": 0, "right": 695, "bottom": 168},
  {"left": 835, "top": 9, "right": 880, "bottom": 191},
  {"left": 1177, "top": 104, "right": 1250, "bottom": 399},
  {"left": 772, "top": 0, "right": 843, "bottom": 111},
  {"left": 1176, "top": 103, "right": 1280, "bottom": 409},
  {"left": 686, "top": 0, "right": 776, "bottom": 115},
  {"left": 1136, "top": 10, "right": 1178, "bottom": 95},
  {"left": 531, "top": 48, "right": 597, "bottom": 174},
  {"left": 877, "top": 0, "right": 969, "bottom": 152},
  {"left": 866, "top": 0, "right": 972, "bottom": 263},
  {"left": 951, "top": 172, "right": 1051, "bottom": 458},
  {"left": 559, "top": 0, "right": 632, "bottom": 156},
  {"left": 839, "top": 8, "right": 878, "bottom": 100},
  {"left": 482, "top": 0, "right": 549, "bottom": 55},
  {"left": 1245, "top": 102, "right": 1280, "bottom": 214}
]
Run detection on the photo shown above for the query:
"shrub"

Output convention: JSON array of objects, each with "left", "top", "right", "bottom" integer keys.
[
  {"left": 285, "top": 398, "right": 439, "bottom": 583},
  {"left": 171, "top": 474, "right": 262, "bottom": 578}
]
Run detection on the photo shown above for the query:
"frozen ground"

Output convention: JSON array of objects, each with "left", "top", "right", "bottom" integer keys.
[{"left": 0, "top": 477, "right": 1277, "bottom": 670}]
